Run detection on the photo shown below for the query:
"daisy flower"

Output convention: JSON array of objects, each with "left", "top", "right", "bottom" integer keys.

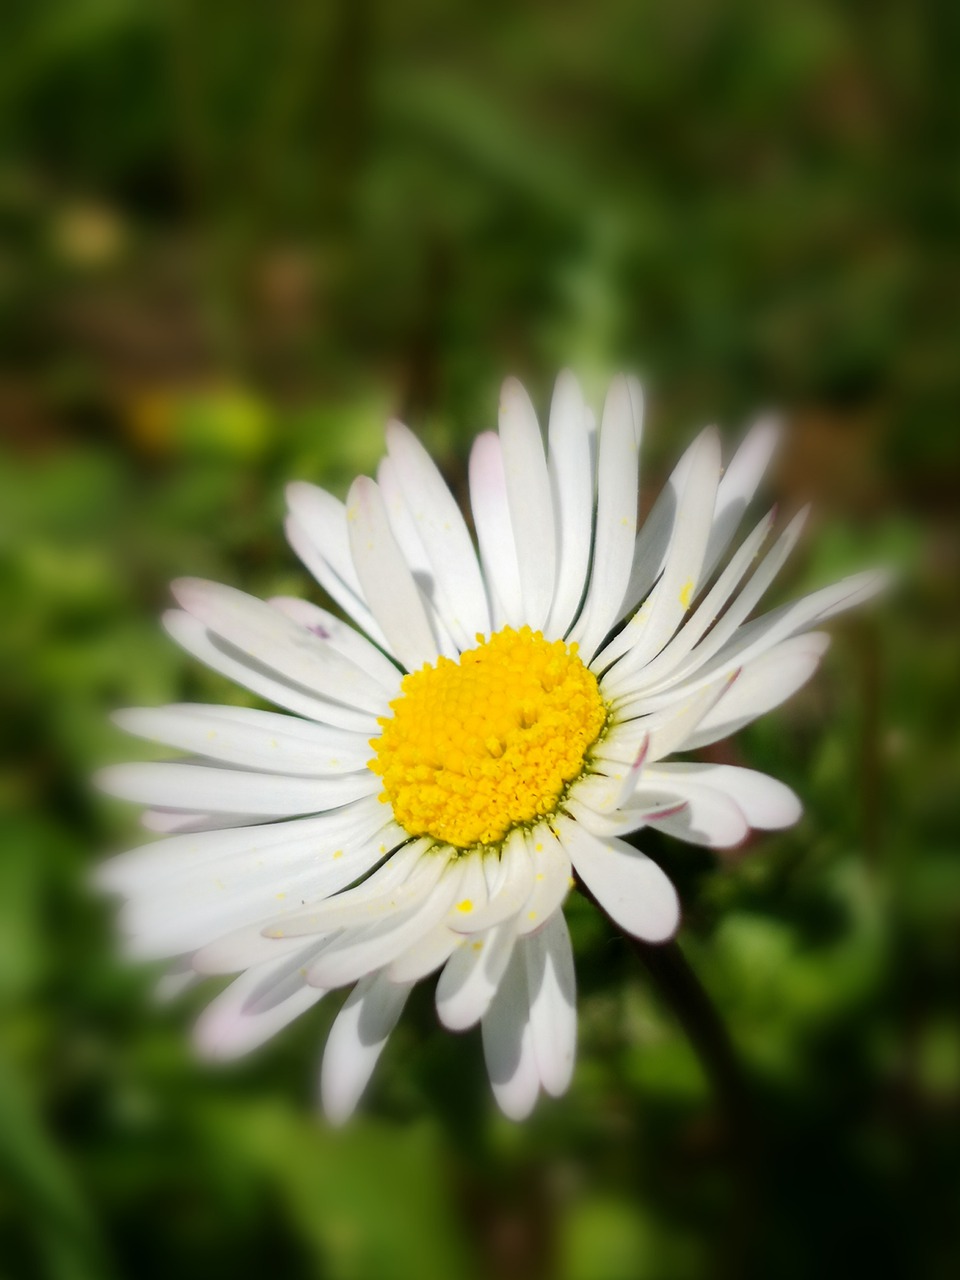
[{"left": 96, "top": 373, "right": 883, "bottom": 1121}]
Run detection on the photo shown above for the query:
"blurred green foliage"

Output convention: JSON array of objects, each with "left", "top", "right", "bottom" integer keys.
[{"left": 1, "top": 2, "right": 958, "bottom": 1278}]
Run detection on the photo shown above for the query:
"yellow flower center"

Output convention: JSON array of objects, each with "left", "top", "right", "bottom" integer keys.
[{"left": 369, "top": 626, "right": 606, "bottom": 849}]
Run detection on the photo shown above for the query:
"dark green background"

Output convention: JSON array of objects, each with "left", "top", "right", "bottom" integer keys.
[{"left": 1, "top": 3, "right": 957, "bottom": 1278}]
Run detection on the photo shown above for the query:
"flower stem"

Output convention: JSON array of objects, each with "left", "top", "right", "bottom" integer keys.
[
  {"left": 627, "top": 936, "right": 755, "bottom": 1141},
  {"left": 578, "top": 877, "right": 762, "bottom": 1273},
  {"left": 627, "top": 933, "right": 763, "bottom": 1279},
  {"left": 576, "top": 879, "right": 755, "bottom": 1136}
]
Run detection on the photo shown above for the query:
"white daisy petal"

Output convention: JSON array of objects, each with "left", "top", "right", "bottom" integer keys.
[
  {"left": 625, "top": 376, "right": 644, "bottom": 447},
  {"left": 138, "top": 809, "right": 264, "bottom": 834},
  {"left": 262, "top": 838, "right": 441, "bottom": 937},
  {"left": 637, "top": 569, "right": 887, "bottom": 712},
  {"left": 498, "top": 378, "right": 556, "bottom": 628},
  {"left": 558, "top": 816, "right": 680, "bottom": 943},
  {"left": 597, "top": 426, "right": 721, "bottom": 672},
  {"left": 377, "top": 456, "right": 461, "bottom": 660},
  {"left": 172, "top": 578, "right": 388, "bottom": 716},
  {"left": 268, "top": 597, "right": 402, "bottom": 691},
  {"left": 115, "top": 826, "right": 394, "bottom": 930},
  {"left": 524, "top": 912, "right": 576, "bottom": 1096},
  {"left": 445, "top": 848, "right": 491, "bottom": 921},
  {"left": 193, "top": 927, "right": 327, "bottom": 975},
  {"left": 386, "top": 924, "right": 461, "bottom": 984},
  {"left": 143, "top": 701, "right": 370, "bottom": 750},
  {"left": 685, "top": 633, "right": 831, "bottom": 748},
  {"left": 162, "top": 609, "right": 377, "bottom": 732},
  {"left": 570, "top": 376, "right": 641, "bottom": 659},
  {"left": 112, "top": 704, "right": 372, "bottom": 776},
  {"left": 448, "top": 829, "right": 534, "bottom": 934},
  {"left": 285, "top": 482, "right": 366, "bottom": 598},
  {"left": 639, "top": 506, "right": 811, "bottom": 695},
  {"left": 572, "top": 730, "right": 650, "bottom": 814},
  {"left": 721, "top": 567, "right": 887, "bottom": 662},
  {"left": 645, "top": 763, "right": 802, "bottom": 830},
  {"left": 385, "top": 419, "right": 490, "bottom": 643},
  {"left": 481, "top": 944, "right": 540, "bottom": 1121},
  {"left": 641, "top": 782, "right": 749, "bottom": 849},
  {"left": 98, "top": 793, "right": 390, "bottom": 895},
  {"left": 304, "top": 856, "right": 466, "bottom": 987},
  {"left": 285, "top": 483, "right": 388, "bottom": 646},
  {"left": 436, "top": 920, "right": 517, "bottom": 1031},
  {"left": 700, "top": 415, "right": 780, "bottom": 580},
  {"left": 346, "top": 475, "right": 441, "bottom": 671},
  {"left": 194, "top": 943, "right": 326, "bottom": 1060},
  {"left": 563, "top": 794, "right": 687, "bottom": 841},
  {"left": 616, "top": 430, "right": 703, "bottom": 620},
  {"left": 284, "top": 510, "right": 387, "bottom": 650},
  {"left": 515, "top": 827, "right": 572, "bottom": 937},
  {"left": 599, "top": 672, "right": 739, "bottom": 773},
  {"left": 119, "top": 822, "right": 401, "bottom": 961},
  {"left": 469, "top": 431, "right": 524, "bottom": 629},
  {"left": 544, "top": 371, "right": 594, "bottom": 639},
  {"left": 154, "top": 959, "right": 203, "bottom": 1003},
  {"left": 320, "top": 971, "right": 412, "bottom": 1125},
  {"left": 603, "top": 505, "right": 777, "bottom": 697},
  {"left": 96, "top": 761, "right": 377, "bottom": 817}
]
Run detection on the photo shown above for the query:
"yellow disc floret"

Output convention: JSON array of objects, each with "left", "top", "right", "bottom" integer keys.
[{"left": 369, "top": 626, "right": 607, "bottom": 849}]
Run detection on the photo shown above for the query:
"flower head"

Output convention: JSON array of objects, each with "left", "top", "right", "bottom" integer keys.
[{"left": 97, "top": 373, "right": 884, "bottom": 1121}]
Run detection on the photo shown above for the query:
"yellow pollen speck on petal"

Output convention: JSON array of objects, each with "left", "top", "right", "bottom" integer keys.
[
  {"left": 332, "top": 850, "right": 343, "bottom": 860},
  {"left": 527, "top": 911, "right": 537, "bottom": 921},
  {"left": 456, "top": 899, "right": 474, "bottom": 914},
  {"left": 536, "top": 872, "right": 545, "bottom": 882},
  {"left": 679, "top": 579, "right": 694, "bottom": 609},
  {"left": 369, "top": 625, "right": 606, "bottom": 849},
  {"left": 472, "top": 940, "right": 484, "bottom": 951}
]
